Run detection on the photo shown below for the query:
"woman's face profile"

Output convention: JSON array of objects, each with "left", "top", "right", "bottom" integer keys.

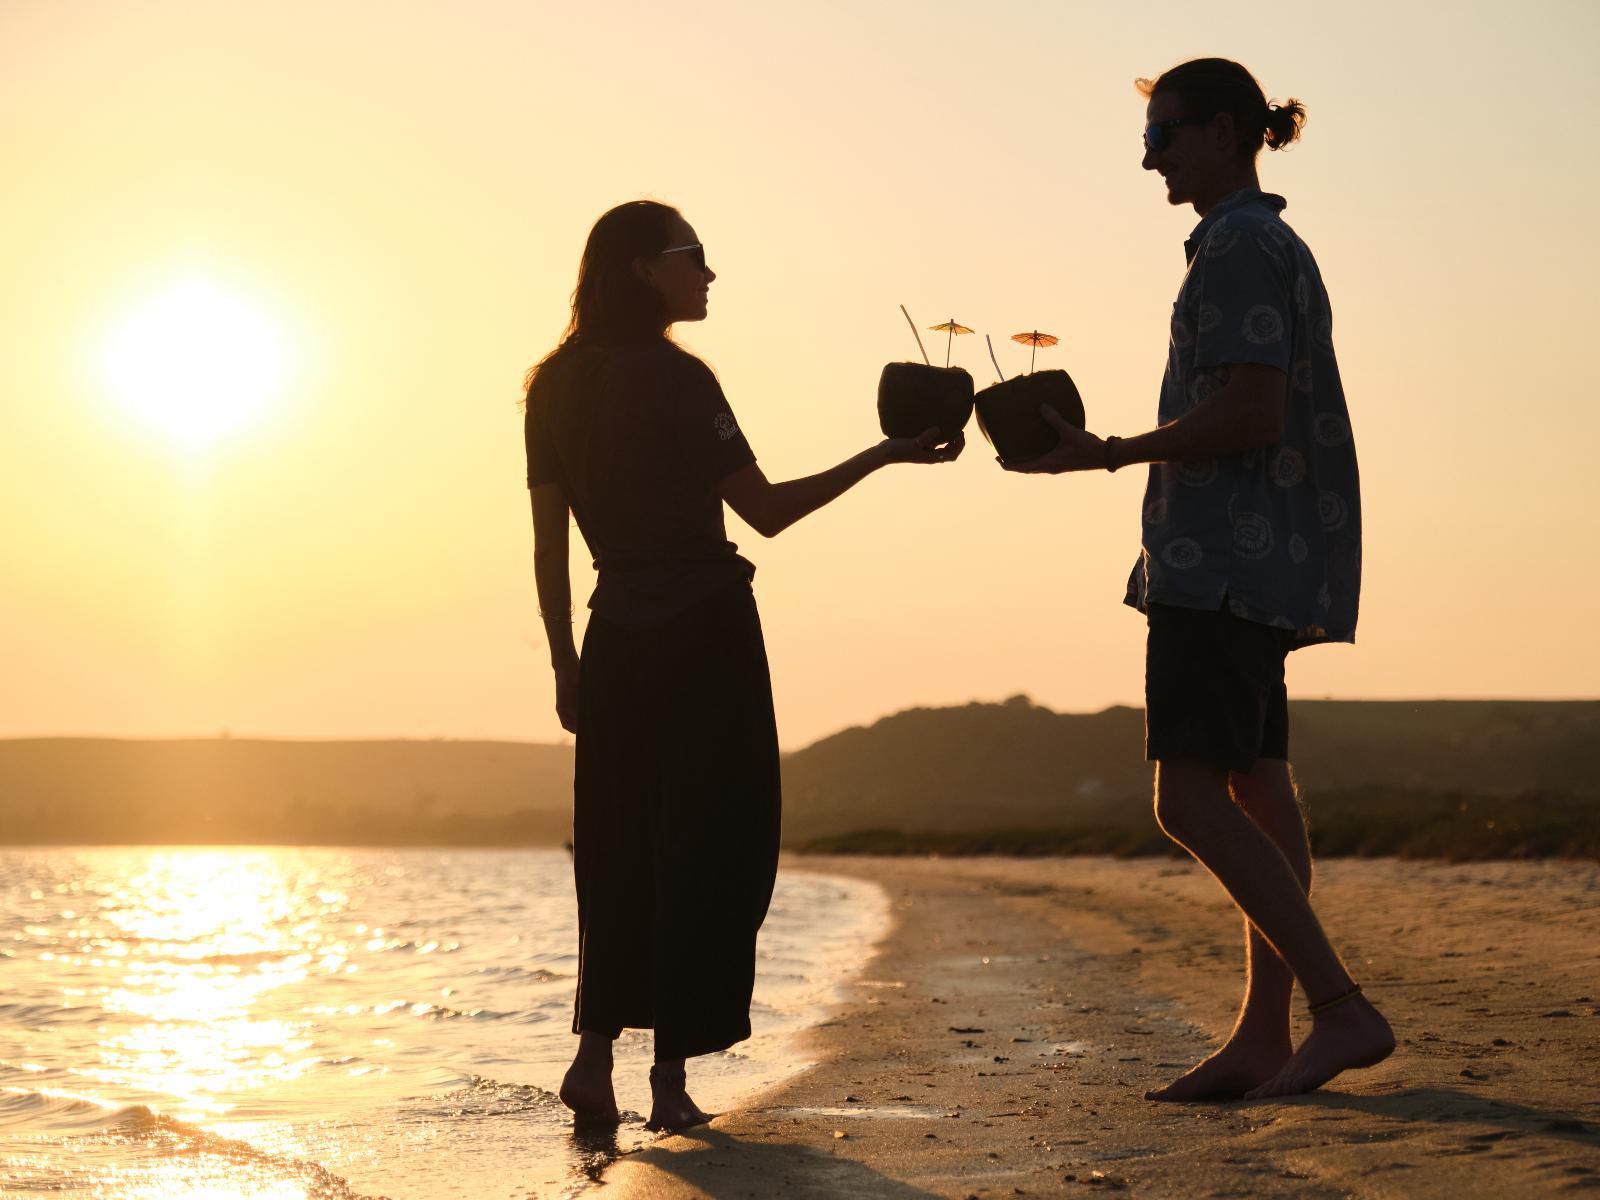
[{"left": 635, "top": 219, "right": 715, "bottom": 326}]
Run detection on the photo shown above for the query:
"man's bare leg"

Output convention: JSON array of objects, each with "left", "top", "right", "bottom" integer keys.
[
  {"left": 559, "top": 1030, "right": 620, "bottom": 1123},
  {"left": 1150, "top": 759, "right": 1394, "bottom": 1099},
  {"left": 1147, "top": 759, "right": 1305, "bottom": 1100}
]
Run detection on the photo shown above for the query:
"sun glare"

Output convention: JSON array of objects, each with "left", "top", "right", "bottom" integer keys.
[{"left": 100, "top": 278, "right": 290, "bottom": 448}]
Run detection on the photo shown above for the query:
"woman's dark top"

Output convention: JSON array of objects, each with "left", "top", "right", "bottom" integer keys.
[{"left": 525, "top": 340, "right": 758, "bottom": 628}]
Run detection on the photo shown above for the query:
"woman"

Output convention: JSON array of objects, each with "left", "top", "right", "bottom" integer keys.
[{"left": 524, "top": 200, "right": 962, "bottom": 1131}]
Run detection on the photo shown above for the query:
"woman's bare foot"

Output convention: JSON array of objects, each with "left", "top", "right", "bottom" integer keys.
[
  {"left": 560, "top": 1033, "right": 620, "bottom": 1124},
  {"left": 645, "top": 1061, "right": 712, "bottom": 1133},
  {"left": 1145, "top": 1034, "right": 1292, "bottom": 1102},
  {"left": 1245, "top": 995, "right": 1395, "bottom": 1099}
]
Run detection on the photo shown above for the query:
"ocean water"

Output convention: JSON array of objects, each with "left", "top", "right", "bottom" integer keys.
[{"left": 0, "top": 847, "right": 887, "bottom": 1199}]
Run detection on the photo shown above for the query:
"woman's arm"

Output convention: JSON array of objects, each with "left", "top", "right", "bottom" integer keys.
[
  {"left": 718, "top": 428, "right": 963, "bottom": 538},
  {"left": 530, "top": 482, "right": 580, "bottom": 733}
]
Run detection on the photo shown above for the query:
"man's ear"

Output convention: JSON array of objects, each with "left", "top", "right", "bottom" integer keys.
[{"left": 1211, "top": 111, "right": 1237, "bottom": 153}]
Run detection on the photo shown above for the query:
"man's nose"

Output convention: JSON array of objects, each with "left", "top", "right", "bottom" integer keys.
[{"left": 1141, "top": 143, "right": 1160, "bottom": 171}]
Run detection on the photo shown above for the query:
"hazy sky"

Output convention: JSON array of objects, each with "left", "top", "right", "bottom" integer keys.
[{"left": 3, "top": 0, "right": 1596, "bottom": 749}]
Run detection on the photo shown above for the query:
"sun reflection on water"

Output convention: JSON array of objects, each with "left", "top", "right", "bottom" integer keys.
[
  {"left": 75, "top": 852, "right": 339, "bottom": 1120},
  {"left": 3, "top": 846, "right": 878, "bottom": 1198}
]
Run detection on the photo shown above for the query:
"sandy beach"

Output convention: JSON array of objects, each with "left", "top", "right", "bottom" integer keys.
[{"left": 601, "top": 855, "right": 1600, "bottom": 1198}]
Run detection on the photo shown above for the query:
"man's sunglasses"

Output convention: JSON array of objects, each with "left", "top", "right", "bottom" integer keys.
[
  {"left": 1143, "top": 116, "right": 1205, "bottom": 152},
  {"left": 658, "top": 242, "right": 706, "bottom": 270}
]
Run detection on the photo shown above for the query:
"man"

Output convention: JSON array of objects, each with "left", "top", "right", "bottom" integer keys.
[{"left": 1007, "top": 58, "right": 1393, "bottom": 1099}]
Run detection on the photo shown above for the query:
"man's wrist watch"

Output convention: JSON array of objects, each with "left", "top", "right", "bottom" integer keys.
[{"left": 1103, "top": 435, "right": 1123, "bottom": 473}]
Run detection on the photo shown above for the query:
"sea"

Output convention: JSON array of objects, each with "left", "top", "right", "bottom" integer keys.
[{"left": 0, "top": 847, "right": 888, "bottom": 1199}]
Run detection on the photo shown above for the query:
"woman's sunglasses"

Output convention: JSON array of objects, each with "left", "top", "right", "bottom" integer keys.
[
  {"left": 658, "top": 242, "right": 706, "bottom": 271},
  {"left": 1142, "top": 116, "right": 1204, "bottom": 153}
]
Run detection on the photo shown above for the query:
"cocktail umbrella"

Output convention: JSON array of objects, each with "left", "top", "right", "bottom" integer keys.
[
  {"left": 929, "top": 318, "right": 974, "bottom": 368},
  {"left": 1010, "top": 330, "right": 1059, "bottom": 374}
]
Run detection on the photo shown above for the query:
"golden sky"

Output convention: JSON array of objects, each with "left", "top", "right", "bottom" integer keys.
[{"left": 3, "top": 0, "right": 1596, "bottom": 749}]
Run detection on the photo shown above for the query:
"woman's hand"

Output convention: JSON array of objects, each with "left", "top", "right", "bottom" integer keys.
[
  {"left": 879, "top": 426, "right": 966, "bottom": 465},
  {"left": 553, "top": 658, "right": 580, "bottom": 734}
]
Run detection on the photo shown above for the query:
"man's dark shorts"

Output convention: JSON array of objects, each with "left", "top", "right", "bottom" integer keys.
[{"left": 1145, "top": 602, "right": 1295, "bottom": 772}]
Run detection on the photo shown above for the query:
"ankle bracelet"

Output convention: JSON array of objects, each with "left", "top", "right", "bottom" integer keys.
[
  {"left": 1308, "top": 983, "right": 1363, "bottom": 1016},
  {"left": 650, "top": 1062, "right": 686, "bottom": 1087}
]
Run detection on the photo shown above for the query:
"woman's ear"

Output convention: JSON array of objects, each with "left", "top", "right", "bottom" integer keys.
[{"left": 631, "top": 256, "right": 655, "bottom": 286}]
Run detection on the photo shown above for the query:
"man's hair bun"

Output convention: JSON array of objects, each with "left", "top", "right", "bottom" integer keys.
[{"left": 1264, "top": 100, "right": 1307, "bottom": 151}]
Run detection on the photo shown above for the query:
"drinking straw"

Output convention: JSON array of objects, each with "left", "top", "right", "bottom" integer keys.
[
  {"left": 986, "top": 335, "right": 1006, "bottom": 383},
  {"left": 900, "top": 305, "right": 931, "bottom": 366}
]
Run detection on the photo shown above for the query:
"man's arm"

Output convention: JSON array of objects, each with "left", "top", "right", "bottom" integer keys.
[{"left": 1003, "top": 363, "right": 1286, "bottom": 475}]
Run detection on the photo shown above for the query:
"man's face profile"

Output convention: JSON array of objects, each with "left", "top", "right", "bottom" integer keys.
[{"left": 1141, "top": 91, "right": 1240, "bottom": 212}]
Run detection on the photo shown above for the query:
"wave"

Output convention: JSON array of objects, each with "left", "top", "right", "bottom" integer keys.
[
  {"left": 375, "top": 1000, "right": 554, "bottom": 1024},
  {"left": 407, "top": 1073, "right": 570, "bottom": 1122},
  {"left": 0, "top": 1087, "right": 159, "bottom": 1135},
  {"left": 0, "top": 1087, "right": 383, "bottom": 1199},
  {"left": 0, "top": 1002, "right": 102, "bottom": 1027},
  {"left": 470, "top": 965, "right": 569, "bottom": 983}
]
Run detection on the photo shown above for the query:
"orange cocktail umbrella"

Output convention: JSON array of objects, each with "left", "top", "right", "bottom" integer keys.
[{"left": 1010, "top": 330, "right": 1059, "bottom": 374}]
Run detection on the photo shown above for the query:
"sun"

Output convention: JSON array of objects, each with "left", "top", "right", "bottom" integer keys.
[{"left": 100, "top": 278, "right": 290, "bottom": 448}]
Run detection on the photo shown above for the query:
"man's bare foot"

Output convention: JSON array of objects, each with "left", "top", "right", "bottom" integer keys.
[
  {"left": 1145, "top": 1036, "right": 1292, "bottom": 1102},
  {"left": 1245, "top": 995, "right": 1395, "bottom": 1099},
  {"left": 645, "top": 1062, "right": 712, "bottom": 1133},
  {"left": 559, "top": 1061, "right": 620, "bottom": 1124}
]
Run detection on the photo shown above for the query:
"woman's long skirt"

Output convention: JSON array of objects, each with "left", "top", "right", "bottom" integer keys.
[{"left": 571, "top": 582, "right": 782, "bottom": 1061}]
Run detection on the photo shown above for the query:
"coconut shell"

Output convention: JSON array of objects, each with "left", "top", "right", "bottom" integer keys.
[
  {"left": 974, "top": 370, "right": 1087, "bottom": 463},
  {"left": 877, "top": 362, "right": 974, "bottom": 440}
]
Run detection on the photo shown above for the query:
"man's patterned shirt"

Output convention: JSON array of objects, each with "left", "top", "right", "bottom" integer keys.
[{"left": 1125, "top": 188, "right": 1362, "bottom": 646}]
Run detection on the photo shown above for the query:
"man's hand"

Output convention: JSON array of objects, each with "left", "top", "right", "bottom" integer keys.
[
  {"left": 879, "top": 426, "right": 966, "bottom": 465},
  {"left": 1000, "top": 406, "right": 1106, "bottom": 474}
]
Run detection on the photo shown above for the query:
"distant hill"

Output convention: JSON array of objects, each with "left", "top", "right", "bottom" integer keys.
[
  {"left": 779, "top": 696, "right": 1600, "bottom": 842},
  {"left": 0, "top": 738, "right": 574, "bottom": 846},
  {"left": 2, "top": 698, "right": 1597, "bottom": 856}
]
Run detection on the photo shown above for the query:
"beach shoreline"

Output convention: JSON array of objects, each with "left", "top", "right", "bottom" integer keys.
[{"left": 602, "top": 854, "right": 1600, "bottom": 1198}]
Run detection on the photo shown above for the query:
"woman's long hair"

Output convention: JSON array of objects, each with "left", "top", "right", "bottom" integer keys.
[{"left": 525, "top": 200, "right": 683, "bottom": 394}]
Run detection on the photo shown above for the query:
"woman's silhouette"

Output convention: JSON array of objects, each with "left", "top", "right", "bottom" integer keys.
[{"left": 524, "top": 200, "right": 962, "bottom": 1131}]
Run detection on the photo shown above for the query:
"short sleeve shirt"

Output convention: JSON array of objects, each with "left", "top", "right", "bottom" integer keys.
[
  {"left": 1125, "top": 189, "right": 1362, "bottom": 646},
  {"left": 525, "top": 340, "right": 757, "bottom": 627}
]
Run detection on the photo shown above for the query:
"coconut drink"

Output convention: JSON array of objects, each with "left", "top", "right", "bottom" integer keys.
[
  {"left": 972, "top": 329, "right": 1086, "bottom": 463},
  {"left": 974, "top": 369, "right": 1086, "bottom": 463},
  {"left": 877, "top": 307, "right": 975, "bottom": 441},
  {"left": 877, "top": 362, "right": 974, "bottom": 440}
]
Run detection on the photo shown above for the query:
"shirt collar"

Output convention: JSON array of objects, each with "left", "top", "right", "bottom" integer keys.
[{"left": 1183, "top": 188, "right": 1287, "bottom": 263}]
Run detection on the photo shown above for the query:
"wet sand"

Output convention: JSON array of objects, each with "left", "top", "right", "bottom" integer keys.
[{"left": 602, "top": 855, "right": 1600, "bottom": 1198}]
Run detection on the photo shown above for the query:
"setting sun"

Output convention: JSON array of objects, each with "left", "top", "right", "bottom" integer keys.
[{"left": 99, "top": 278, "right": 290, "bottom": 448}]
